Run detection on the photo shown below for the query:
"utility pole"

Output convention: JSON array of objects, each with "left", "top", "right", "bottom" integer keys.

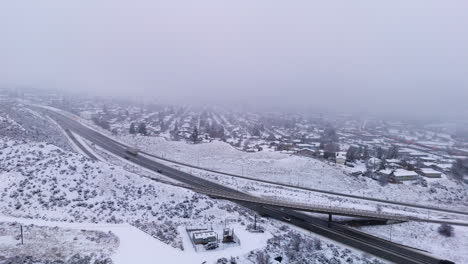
[
  {"left": 20, "top": 224, "right": 23, "bottom": 245},
  {"left": 390, "top": 224, "right": 393, "bottom": 241}
]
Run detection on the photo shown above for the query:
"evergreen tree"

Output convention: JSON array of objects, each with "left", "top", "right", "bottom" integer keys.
[
  {"left": 191, "top": 127, "right": 199, "bottom": 143},
  {"left": 129, "top": 123, "right": 136, "bottom": 134},
  {"left": 375, "top": 147, "right": 384, "bottom": 159},
  {"left": 386, "top": 145, "right": 399, "bottom": 159},
  {"left": 252, "top": 126, "right": 261, "bottom": 137},
  {"left": 346, "top": 146, "right": 358, "bottom": 162},
  {"left": 138, "top": 122, "right": 147, "bottom": 135},
  {"left": 363, "top": 146, "right": 370, "bottom": 160},
  {"left": 451, "top": 159, "right": 468, "bottom": 181}
]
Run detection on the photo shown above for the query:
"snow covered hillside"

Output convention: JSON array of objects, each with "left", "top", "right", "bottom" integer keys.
[
  {"left": 0, "top": 220, "right": 117, "bottom": 263},
  {"left": 0, "top": 103, "right": 72, "bottom": 151},
  {"left": 0, "top": 137, "right": 241, "bottom": 250}
]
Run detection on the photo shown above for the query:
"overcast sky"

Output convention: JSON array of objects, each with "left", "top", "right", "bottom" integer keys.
[{"left": 1, "top": 1, "right": 467, "bottom": 118}]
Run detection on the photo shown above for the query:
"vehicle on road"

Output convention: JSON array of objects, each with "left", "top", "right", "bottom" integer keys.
[
  {"left": 282, "top": 216, "right": 291, "bottom": 222},
  {"left": 126, "top": 147, "right": 139, "bottom": 156},
  {"left": 439, "top": 260, "right": 455, "bottom": 264},
  {"left": 204, "top": 242, "right": 219, "bottom": 250},
  {"left": 125, "top": 147, "right": 139, "bottom": 159}
]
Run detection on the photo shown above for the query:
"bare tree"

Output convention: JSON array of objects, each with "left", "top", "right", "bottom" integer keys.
[{"left": 255, "top": 251, "right": 270, "bottom": 264}]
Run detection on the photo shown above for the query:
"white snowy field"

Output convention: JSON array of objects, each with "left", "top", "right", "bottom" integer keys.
[
  {"left": 118, "top": 135, "right": 468, "bottom": 211},
  {"left": 360, "top": 221, "right": 468, "bottom": 264},
  {"left": 0, "top": 216, "right": 272, "bottom": 264},
  {"left": 0, "top": 216, "right": 117, "bottom": 263}
]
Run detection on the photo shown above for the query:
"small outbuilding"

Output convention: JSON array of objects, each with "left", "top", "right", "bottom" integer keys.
[
  {"left": 222, "top": 228, "right": 235, "bottom": 243},
  {"left": 192, "top": 231, "right": 218, "bottom": 245}
]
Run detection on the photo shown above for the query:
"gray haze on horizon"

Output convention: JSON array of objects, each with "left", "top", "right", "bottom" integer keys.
[{"left": 1, "top": 1, "right": 467, "bottom": 119}]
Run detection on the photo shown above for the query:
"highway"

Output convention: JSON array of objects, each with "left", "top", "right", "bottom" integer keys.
[
  {"left": 42, "top": 108, "right": 451, "bottom": 264},
  {"left": 139, "top": 149, "right": 468, "bottom": 217},
  {"left": 64, "top": 129, "right": 99, "bottom": 161}
]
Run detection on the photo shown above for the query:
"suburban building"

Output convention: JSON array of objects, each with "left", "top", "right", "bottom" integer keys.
[
  {"left": 420, "top": 168, "right": 442, "bottom": 178},
  {"left": 392, "top": 169, "right": 418, "bottom": 181},
  {"left": 366, "top": 157, "right": 382, "bottom": 170},
  {"left": 386, "top": 159, "right": 402, "bottom": 169},
  {"left": 335, "top": 152, "right": 347, "bottom": 164},
  {"left": 378, "top": 169, "right": 393, "bottom": 177},
  {"left": 420, "top": 156, "right": 438, "bottom": 162},
  {"left": 431, "top": 163, "right": 452, "bottom": 172},
  {"left": 296, "top": 143, "right": 319, "bottom": 150},
  {"left": 295, "top": 148, "right": 316, "bottom": 157}
]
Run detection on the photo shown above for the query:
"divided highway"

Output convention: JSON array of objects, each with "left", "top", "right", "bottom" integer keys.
[
  {"left": 139, "top": 147, "right": 468, "bottom": 217},
  {"left": 43, "top": 108, "right": 451, "bottom": 264}
]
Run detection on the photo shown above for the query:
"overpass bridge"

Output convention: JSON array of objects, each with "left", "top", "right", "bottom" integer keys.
[{"left": 189, "top": 186, "right": 468, "bottom": 226}]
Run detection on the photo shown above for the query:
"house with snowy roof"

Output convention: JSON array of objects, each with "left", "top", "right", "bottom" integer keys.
[{"left": 391, "top": 169, "right": 418, "bottom": 181}]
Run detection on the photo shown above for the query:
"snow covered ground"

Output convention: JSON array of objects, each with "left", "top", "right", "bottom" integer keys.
[
  {"left": 0, "top": 216, "right": 117, "bottom": 263},
  {"left": 0, "top": 215, "right": 272, "bottom": 264},
  {"left": 360, "top": 221, "right": 468, "bottom": 264},
  {"left": 0, "top": 136, "right": 243, "bottom": 250},
  {"left": 0, "top": 103, "right": 72, "bottom": 151},
  {"left": 118, "top": 135, "right": 468, "bottom": 211}
]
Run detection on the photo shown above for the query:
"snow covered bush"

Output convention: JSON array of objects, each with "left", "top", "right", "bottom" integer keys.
[
  {"left": 438, "top": 224, "right": 454, "bottom": 237},
  {"left": 249, "top": 227, "right": 384, "bottom": 264}
]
